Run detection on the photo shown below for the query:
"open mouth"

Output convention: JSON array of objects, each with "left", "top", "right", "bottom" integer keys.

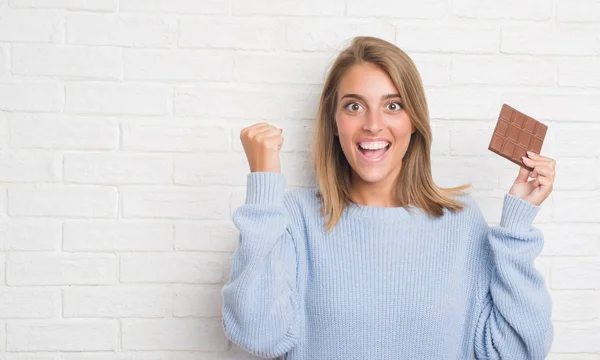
[{"left": 356, "top": 142, "right": 391, "bottom": 161}]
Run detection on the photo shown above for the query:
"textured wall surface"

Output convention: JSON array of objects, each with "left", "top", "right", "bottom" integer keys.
[{"left": 0, "top": 0, "right": 598, "bottom": 359}]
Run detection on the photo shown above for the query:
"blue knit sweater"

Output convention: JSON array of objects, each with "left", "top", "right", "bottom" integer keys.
[{"left": 222, "top": 172, "right": 554, "bottom": 360}]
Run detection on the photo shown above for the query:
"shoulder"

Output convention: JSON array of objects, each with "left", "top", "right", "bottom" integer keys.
[
  {"left": 284, "top": 186, "right": 320, "bottom": 215},
  {"left": 440, "top": 193, "right": 489, "bottom": 232}
]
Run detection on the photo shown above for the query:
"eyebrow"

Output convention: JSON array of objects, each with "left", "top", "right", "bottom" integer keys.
[{"left": 340, "top": 93, "right": 402, "bottom": 102}]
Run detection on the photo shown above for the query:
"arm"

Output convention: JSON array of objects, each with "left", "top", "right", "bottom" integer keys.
[
  {"left": 473, "top": 193, "right": 554, "bottom": 360},
  {"left": 221, "top": 172, "right": 302, "bottom": 358}
]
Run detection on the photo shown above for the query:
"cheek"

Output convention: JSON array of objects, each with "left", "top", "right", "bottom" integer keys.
[{"left": 390, "top": 117, "right": 413, "bottom": 137}]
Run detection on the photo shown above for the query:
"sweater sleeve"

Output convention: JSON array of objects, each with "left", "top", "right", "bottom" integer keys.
[
  {"left": 221, "top": 172, "right": 302, "bottom": 359},
  {"left": 473, "top": 193, "right": 554, "bottom": 360}
]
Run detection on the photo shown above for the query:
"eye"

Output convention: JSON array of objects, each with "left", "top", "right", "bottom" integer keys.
[
  {"left": 343, "top": 102, "right": 362, "bottom": 113},
  {"left": 386, "top": 101, "right": 404, "bottom": 112}
]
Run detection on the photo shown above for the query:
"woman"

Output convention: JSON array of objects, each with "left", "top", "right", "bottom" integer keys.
[{"left": 221, "top": 36, "right": 555, "bottom": 359}]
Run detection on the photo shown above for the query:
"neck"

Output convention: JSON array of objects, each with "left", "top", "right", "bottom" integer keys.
[{"left": 349, "top": 169, "right": 402, "bottom": 208}]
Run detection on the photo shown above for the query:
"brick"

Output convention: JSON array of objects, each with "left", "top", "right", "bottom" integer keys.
[
  {"left": 280, "top": 152, "right": 316, "bottom": 188},
  {"left": 427, "top": 87, "right": 501, "bottom": 120},
  {"left": 8, "top": 186, "right": 118, "bottom": 218},
  {"left": 121, "top": 119, "right": 229, "bottom": 153},
  {"left": 552, "top": 123, "right": 600, "bottom": 157},
  {"left": 122, "top": 187, "right": 228, "bottom": 220},
  {"left": 173, "top": 284, "right": 223, "bottom": 317},
  {"left": 554, "top": 192, "right": 600, "bottom": 223},
  {"left": 120, "top": 253, "right": 228, "bottom": 284},
  {"left": 501, "top": 25, "right": 600, "bottom": 55},
  {"left": 10, "top": 0, "right": 117, "bottom": 11},
  {"left": 64, "top": 153, "right": 173, "bottom": 185},
  {"left": 121, "top": 318, "right": 228, "bottom": 351},
  {"left": 233, "top": 0, "right": 343, "bottom": 16},
  {"left": 12, "top": 45, "right": 121, "bottom": 79},
  {"left": 0, "top": 150, "right": 60, "bottom": 183},
  {"left": 6, "top": 252, "right": 116, "bottom": 285},
  {"left": 430, "top": 121, "right": 451, "bottom": 156},
  {"left": 537, "top": 224, "right": 600, "bottom": 256},
  {"left": 66, "top": 83, "right": 170, "bottom": 116},
  {"left": 63, "top": 220, "right": 172, "bottom": 252},
  {"left": 231, "top": 120, "right": 313, "bottom": 153},
  {"left": 557, "top": 0, "right": 600, "bottom": 23},
  {"left": 0, "top": 219, "right": 61, "bottom": 251},
  {"left": 551, "top": 290, "right": 600, "bottom": 321},
  {"left": 0, "top": 112, "right": 6, "bottom": 149},
  {"left": 0, "top": 82, "right": 63, "bottom": 112},
  {"left": 431, "top": 156, "right": 498, "bottom": 189},
  {"left": 552, "top": 257, "right": 600, "bottom": 289},
  {"left": 286, "top": 19, "right": 394, "bottom": 51},
  {"left": 550, "top": 322, "right": 600, "bottom": 353},
  {"left": 0, "top": 319, "right": 5, "bottom": 351},
  {"left": 451, "top": 56, "right": 555, "bottom": 86},
  {"left": 179, "top": 16, "right": 284, "bottom": 50},
  {"left": 0, "top": 289, "right": 55, "bottom": 318},
  {"left": 66, "top": 14, "right": 175, "bottom": 47},
  {"left": 63, "top": 286, "right": 171, "bottom": 318},
  {"left": 501, "top": 93, "right": 600, "bottom": 122},
  {"left": 0, "top": 186, "right": 6, "bottom": 218},
  {"left": 452, "top": 0, "right": 552, "bottom": 20},
  {"left": 553, "top": 158, "right": 600, "bottom": 190},
  {"left": 59, "top": 354, "right": 164, "bottom": 360},
  {"left": 7, "top": 320, "right": 117, "bottom": 351},
  {"left": 347, "top": 0, "right": 445, "bottom": 18},
  {"left": 397, "top": 26, "right": 499, "bottom": 53},
  {"left": 233, "top": 52, "right": 330, "bottom": 84},
  {"left": 0, "top": 45, "right": 5, "bottom": 76},
  {"left": 174, "top": 221, "right": 238, "bottom": 252},
  {"left": 448, "top": 121, "right": 498, "bottom": 156},
  {"left": 121, "top": 0, "right": 228, "bottom": 14},
  {"left": 0, "top": 9, "right": 59, "bottom": 42},
  {"left": 174, "top": 153, "right": 248, "bottom": 186},
  {"left": 9, "top": 114, "right": 118, "bottom": 150},
  {"left": 410, "top": 55, "right": 451, "bottom": 86},
  {"left": 174, "top": 84, "right": 320, "bottom": 119},
  {"left": 558, "top": 59, "right": 600, "bottom": 87},
  {"left": 124, "top": 49, "right": 231, "bottom": 81}
]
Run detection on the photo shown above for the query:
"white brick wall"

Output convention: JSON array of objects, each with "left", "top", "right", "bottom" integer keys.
[{"left": 0, "top": 0, "right": 598, "bottom": 359}]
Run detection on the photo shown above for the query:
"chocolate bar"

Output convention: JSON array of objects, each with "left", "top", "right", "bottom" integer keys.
[{"left": 488, "top": 104, "right": 547, "bottom": 171}]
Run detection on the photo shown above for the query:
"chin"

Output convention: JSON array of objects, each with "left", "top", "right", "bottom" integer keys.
[{"left": 353, "top": 168, "right": 390, "bottom": 184}]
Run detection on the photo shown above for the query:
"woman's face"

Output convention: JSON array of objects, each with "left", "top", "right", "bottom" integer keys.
[{"left": 334, "top": 62, "right": 415, "bottom": 186}]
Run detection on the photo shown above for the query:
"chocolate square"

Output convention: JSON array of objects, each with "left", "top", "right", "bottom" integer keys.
[{"left": 488, "top": 104, "right": 547, "bottom": 171}]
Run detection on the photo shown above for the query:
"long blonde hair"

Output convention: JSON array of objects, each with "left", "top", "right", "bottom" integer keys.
[{"left": 311, "top": 36, "right": 472, "bottom": 232}]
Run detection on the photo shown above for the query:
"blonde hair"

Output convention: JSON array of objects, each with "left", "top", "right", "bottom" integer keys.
[{"left": 311, "top": 36, "right": 472, "bottom": 232}]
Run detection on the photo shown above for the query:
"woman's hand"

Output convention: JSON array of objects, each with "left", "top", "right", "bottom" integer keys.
[
  {"left": 508, "top": 151, "right": 556, "bottom": 206},
  {"left": 240, "top": 122, "right": 284, "bottom": 173}
]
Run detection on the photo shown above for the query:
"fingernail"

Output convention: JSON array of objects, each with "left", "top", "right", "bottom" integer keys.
[
  {"left": 522, "top": 156, "right": 530, "bottom": 162},
  {"left": 527, "top": 151, "right": 535, "bottom": 156}
]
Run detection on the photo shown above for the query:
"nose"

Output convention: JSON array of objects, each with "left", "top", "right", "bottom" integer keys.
[{"left": 362, "top": 109, "right": 384, "bottom": 133}]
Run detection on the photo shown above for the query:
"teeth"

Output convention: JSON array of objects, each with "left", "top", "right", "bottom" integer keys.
[{"left": 358, "top": 141, "right": 390, "bottom": 150}]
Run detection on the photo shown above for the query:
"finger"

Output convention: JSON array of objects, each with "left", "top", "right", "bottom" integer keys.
[
  {"left": 241, "top": 122, "right": 270, "bottom": 138},
  {"left": 265, "top": 135, "right": 284, "bottom": 150},
  {"left": 530, "top": 169, "right": 538, "bottom": 178},
  {"left": 526, "top": 151, "right": 555, "bottom": 165},
  {"left": 537, "top": 174, "right": 553, "bottom": 187},
  {"left": 522, "top": 156, "right": 541, "bottom": 169},
  {"left": 516, "top": 166, "right": 531, "bottom": 183},
  {"left": 254, "top": 127, "right": 283, "bottom": 140},
  {"left": 531, "top": 164, "right": 555, "bottom": 180}
]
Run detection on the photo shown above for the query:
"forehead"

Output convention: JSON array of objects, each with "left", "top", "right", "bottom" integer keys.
[{"left": 337, "top": 63, "right": 398, "bottom": 97}]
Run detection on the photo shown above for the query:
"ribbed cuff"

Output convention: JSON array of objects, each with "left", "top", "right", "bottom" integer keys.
[
  {"left": 245, "top": 172, "right": 286, "bottom": 205},
  {"left": 499, "top": 193, "right": 541, "bottom": 232}
]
